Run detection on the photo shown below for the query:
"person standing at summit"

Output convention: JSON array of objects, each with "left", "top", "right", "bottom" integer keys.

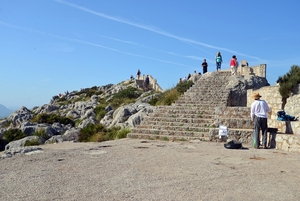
[
  {"left": 202, "top": 59, "right": 208, "bottom": 74},
  {"left": 230, "top": 55, "right": 238, "bottom": 75},
  {"left": 215, "top": 52, "right": 222, "bottom": 72},
  {"left": 136, "top": 69, "right": 141, "bottom": 80}
]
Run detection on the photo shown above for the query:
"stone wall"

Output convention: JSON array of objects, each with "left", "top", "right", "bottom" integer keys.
[
  {"left": 138, "top": 75, "right": 163, "bottom": 92},
  {"left": 238, "top": 60, "right": 266, "bottom": 78}
]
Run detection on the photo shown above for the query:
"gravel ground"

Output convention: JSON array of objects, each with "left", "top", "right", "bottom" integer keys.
[{"left": 1, "top": 138, "right": 300, "bottom": 201}]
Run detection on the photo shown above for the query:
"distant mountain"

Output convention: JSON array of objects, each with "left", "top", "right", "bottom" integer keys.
[{"left": 0, "top": 104, "right": 14, "bottom": 118}]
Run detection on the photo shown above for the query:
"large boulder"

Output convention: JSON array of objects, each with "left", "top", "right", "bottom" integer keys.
[
  {"left": 7, "top": 106, "right": 34, "bottom": 126},
  {"left": 108, "top": 103, "right": 154, "bottom": 128},
  {"left": 5, "top": 136, "right": 45, "bottom": 151},
  {"left": 32, "top": 104, "right": 60, "bottom": 114},
  {"left": 125, "top": 106, "right": 154, "bottom": 128}
]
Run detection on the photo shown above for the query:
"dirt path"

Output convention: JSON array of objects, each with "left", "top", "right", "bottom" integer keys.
[{"left": 1, "top": 139, "right": 300, "bottom": 201}]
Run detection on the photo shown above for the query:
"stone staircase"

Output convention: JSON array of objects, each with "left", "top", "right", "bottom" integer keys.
[
  {"left": 128, "top": 70, "right": 300, "bottom": 153},
  {"left": 128, "top": 71, "right": 249, "bottom": 141}
]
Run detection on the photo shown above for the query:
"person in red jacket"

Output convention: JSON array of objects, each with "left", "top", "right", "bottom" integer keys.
[{"left": 230, "top": 55, "right": 238, "bottom": 75}]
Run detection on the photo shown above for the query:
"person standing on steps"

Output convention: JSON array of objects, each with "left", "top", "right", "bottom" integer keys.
[
  {"left": 230, "top": 55, "right": 238, "bottom": 75},
  {"left": 202, "top": 59, "right": 208, "bottom": 74},
  {"left": 144, "top": 75, "right": 150, "bottom": 91},
  {"left": 215, "top": 52, "right": 222, "bottom": 72},
  {"left": 136, "top": 69, "right": 141, "bottom": 80},
  {"left": 235, "top": 56, "right": 239, "bottom": 75},
  {"left": 250, "top": 92, "right": 271, "bottom": 149}
]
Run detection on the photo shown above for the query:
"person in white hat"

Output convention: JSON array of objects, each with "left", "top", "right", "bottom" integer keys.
[{"left": 250, "top": 92, "right": 271, "bottom": 149}]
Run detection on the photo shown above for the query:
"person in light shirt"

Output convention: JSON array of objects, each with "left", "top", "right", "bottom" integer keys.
[{"left": 250, "top": 92, "right": 271, "bottom": 149}]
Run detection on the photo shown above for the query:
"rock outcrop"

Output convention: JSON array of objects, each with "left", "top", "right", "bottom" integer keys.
[{"left": 0, "top": 79, "right": 161, "bottom": 156}]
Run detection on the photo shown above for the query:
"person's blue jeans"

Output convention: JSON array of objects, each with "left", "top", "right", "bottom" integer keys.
[{"left": 216, "top": 62, "right": 221, "bottom": 71}]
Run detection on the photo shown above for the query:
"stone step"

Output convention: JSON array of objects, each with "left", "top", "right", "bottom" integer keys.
[
  {"left": 176, "top": 98, "right": 228, "bottom": 103},
  {"left": 134, "top": 125, "right": 211, "bottom": 132},
  {"left": 143, "top": 117, "right": 215, "bottom": 124},
  {"left": 149, "top": 113, "right": 216, "bottom": 119},
  {"left": 172, "top": 103, "right": 226, "bottom": 108},
  {"left": 175, "top": 99, "right": 227, "bottom": 107},
  {"left": 152, "top": 108, "right": 213, "bottom": 115},
  {"left": 129, "top": 129, "right": 210, "bottom": 138},
  {"left": 179, "top": 95, "right": 228, "bottom": 100},
  {"left": 185, "top": 88, "right": 228, "bottom": 92},
  {"left": 141, "top": 120, "right": 214, "bottom": 127},
  {"left": 158, "top": 103, "right": 215, "bottom": 112},
  {"left": 179, "top": 93, "right": 227, "bottom": 97},
  {"left": 127, "top": 133, "right": 211, "bottom": 141},
  {"left": 184, "top": 90, "right": 229, "bottom": 95}
]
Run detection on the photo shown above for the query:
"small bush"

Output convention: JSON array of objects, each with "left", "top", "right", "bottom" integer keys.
[
  {"left": 33, "top": 128, "right": 50, "bottom": 140},
  {"left": 161, "top": 89, "right": 180, "bottom": 105},
  {"left": 79, "top": 124, "right": 129, "bottom": 142},
  {"left": 31, "top": 113, "right": 75, "bottom": 126},
  {"left": 149, "top": 88, "right": 180, "bottom": 106},
  {"left": 176, "top": 80, "right": 194, "bottom": 94},
  {"left": 79, "top": 123, "right": 106, "bottom": 142},
  {"left": 149, "top": 80, "right": 194, "bottom": 106},
  {"left": 24, "top": 139, "right": 40, "bottom": 146},
  {"left": 3, "top": 129, "right": 27, "bottom": 143},
  {"left": 110, "top": 87, "right": 143, "bottom": 108},
  {"left": 115, "top": 128, "right": 131, "bottom": 139},
  {"left": 94, "top": 102, "right": 108, "bottom": 121}
]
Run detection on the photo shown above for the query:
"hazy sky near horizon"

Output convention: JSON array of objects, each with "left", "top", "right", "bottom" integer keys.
[{"left": 1, "top": 0, "right": 300, "bottom": 110}]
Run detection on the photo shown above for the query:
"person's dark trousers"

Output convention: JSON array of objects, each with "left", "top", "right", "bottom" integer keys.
[
  {"left": 254, "top": 116, "right": 268, "bottom": 148},
  {"left": 203, "top": 67, "right": 207, "bottom": 74}
]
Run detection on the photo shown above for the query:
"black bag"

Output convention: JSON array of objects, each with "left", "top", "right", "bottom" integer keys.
[{"left": 224, "top": 140, "right": 242, "bottom": 149}]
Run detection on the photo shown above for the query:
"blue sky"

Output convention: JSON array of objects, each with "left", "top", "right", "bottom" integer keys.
[{"left": 1, "top": 0, "right": 299, "bottom": 110}]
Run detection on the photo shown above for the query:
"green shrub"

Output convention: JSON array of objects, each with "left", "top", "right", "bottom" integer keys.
[
  {"left": 3, "top": 129, "right": 27, "bottom": 143},
  {"left": 149, "top": 88, "right": 180, "bottom": 106},
  {"left": 110, "top": 87, "right": 142, "bottom": 108},
  {"left": 79, "top": 123, "right": 106, "bottom": 142},
  {"left": 162, "top": 89, "right": 181, "bottom": 105},
  {"left": 115, "top": 128, "right": 131, "bottom": 139},
  {"left": 33, "top": 128, "right": 50, "bottom": 140},
  {"left": 149, "top": 80, "right": 194, "bottom": 106},
  {"left": 278, "top": 65, "right": 300, "bottom": 98},
  {"left": 148, "top": 96, "right": 160, "bottom": 106},
  {"left": 24, "top": 139, "right": 40, "bottom": 146},
  {"left": 176, "top": 80, "right": 194, "bottom": 94},
  {"left": 94, "top": 102, "right": 108, "bottom": 121},
  {"left": 113, "top": 86, "right": 142, "bottom": 99},
  {"left": 31, "top": 113, "right": 75, "bottom": 126},
  {"left": 79, "top": 124, "right": 129, "bottom": 142}
]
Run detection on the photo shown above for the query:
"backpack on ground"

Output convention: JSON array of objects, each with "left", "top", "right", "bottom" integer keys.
[{"left": 277, "top": 110, "right": 296, "bottom": 121}]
